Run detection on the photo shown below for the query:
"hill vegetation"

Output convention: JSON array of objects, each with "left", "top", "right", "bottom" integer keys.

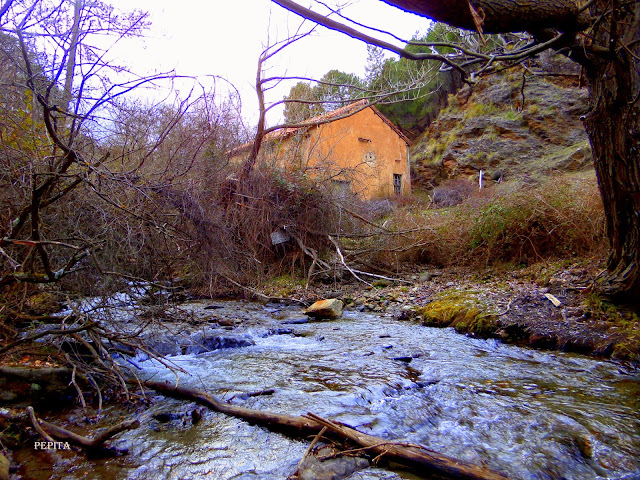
[{"left": 411, "top": 56, "right": 590, "bottom": 188}]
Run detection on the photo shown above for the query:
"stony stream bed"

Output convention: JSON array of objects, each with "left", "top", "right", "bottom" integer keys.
[{"left": 12, "top": 300, "right": 640, "bottom": 480}]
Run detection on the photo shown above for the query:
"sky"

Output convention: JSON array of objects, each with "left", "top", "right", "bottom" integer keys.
[{"left": 109, "top": 0, "right": 431, "bottom": 124}]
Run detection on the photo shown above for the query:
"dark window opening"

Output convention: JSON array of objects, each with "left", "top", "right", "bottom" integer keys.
[{"left": 393, "top": 174, "right": 402, "bottom": 195}]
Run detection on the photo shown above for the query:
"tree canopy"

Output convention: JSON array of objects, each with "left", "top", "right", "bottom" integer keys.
[{"left": 282, "top": 69, "right": 365, "bottom": 124}]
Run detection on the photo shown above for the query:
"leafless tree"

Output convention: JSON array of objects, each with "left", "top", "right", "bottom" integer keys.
[
  {"left": 0, "top": 1, "right": 246, "bottom": 402},
  {"left": 239, "top": 14, "right": 447, "bottom": 179}
]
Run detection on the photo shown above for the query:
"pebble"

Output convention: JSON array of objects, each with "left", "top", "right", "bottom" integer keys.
[{"left": 393, "top": 356, "right": 413, "bottom": 363}]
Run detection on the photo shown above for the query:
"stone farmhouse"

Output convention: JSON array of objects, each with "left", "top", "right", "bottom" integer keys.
[{"left": 230, "top": 100, "right": 411, "bottom": 199}]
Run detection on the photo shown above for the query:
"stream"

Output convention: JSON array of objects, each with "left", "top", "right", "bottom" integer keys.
[{"left": 22, "top": 300, "right": 640, "bottom": 479}]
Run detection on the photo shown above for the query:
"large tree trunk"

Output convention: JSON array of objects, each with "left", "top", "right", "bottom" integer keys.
[
  {"left": 382, "top": 0, "right": 590, "bottom": 33},
  {"left": 582, "top": 0, "right": 640, "bottom": 301}
]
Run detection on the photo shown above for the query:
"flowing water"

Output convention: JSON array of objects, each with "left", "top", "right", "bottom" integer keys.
[{"left": 27, "top": 301, "right": 640, "bottom": 479}]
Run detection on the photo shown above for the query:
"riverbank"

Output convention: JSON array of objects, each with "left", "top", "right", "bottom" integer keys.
[
  {"left": 1, "top": 270, "right": 639, "bottom": 480},
  {"left": 4, "top": 303, "right": 639, "bottom": 480},
  {"left": 261, "top": 258, "right": 640, "bottom": 363}
]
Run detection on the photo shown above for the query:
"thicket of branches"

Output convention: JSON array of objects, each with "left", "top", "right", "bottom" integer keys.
[
  {"left": 0, "top": 0, "right": 353, "bottom": 406},
  {"left": 0, "top": 0, "right": 619, "bottom": 403}
]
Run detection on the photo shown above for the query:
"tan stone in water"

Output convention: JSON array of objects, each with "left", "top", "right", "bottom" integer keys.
[{"left": 304, "top": 299, "right": 343, "bottom": 319}]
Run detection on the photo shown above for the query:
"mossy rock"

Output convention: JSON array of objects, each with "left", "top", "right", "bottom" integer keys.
[{"left": 416, "top": 290, "right": 499, "bottom": 337}]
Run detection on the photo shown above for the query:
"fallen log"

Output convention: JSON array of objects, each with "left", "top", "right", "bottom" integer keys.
[
  {"left": 305, "top": 413, "right": 508, "bottom": 480},
  {"left": 143, "top": 380, "right": 321, "bottom": 437},
  {"left": 143, "top": 380, "right": 509, "bottom": 480}
]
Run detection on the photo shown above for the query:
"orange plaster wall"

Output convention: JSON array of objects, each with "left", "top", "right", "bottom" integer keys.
[{"left": 301, "top": 107, "right": 411, "bottom": 199}]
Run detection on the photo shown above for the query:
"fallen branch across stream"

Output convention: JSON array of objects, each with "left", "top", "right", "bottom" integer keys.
[{"left": 143, "top": 380, "right": 509, "bottom": 480}]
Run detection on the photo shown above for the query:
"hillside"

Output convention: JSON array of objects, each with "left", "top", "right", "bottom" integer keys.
[{"left": 410, "top": 67, "right": 592, "bottom": 188}]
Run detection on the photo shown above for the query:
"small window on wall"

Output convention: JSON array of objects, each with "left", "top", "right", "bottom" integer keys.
[
  {"left": 393, "top": 174, "right": 402, "bottom": 195},
  {"left": 332, "top": 179, "right": 352, "bottom": 198}
]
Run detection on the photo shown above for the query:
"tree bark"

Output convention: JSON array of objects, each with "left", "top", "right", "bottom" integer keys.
[
  {"left": 581, "top": 0, "right": 640, "bottom": 301},
  {"left": 381, "top": 0, "right": 589, "bottom": 33},
  {"left": 240, "top": 50, "right": 268, "bottom": 180}
]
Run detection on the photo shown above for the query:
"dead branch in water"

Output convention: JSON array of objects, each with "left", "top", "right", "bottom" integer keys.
[
  {"left": 291, "top": 232, "right": 410, "bottom": 287},
  {"left": 27, "top": 406, "right": 140, "bottom": 449},
  {"left": 304, "top": 412, "right": 508, "bottom": 479},
  {"left": 287, "top": 425, "right": 328, "bottom": 480},
  {"left": 142, "top": 380, "right": 509, "bottom": 480},
  {"left": 328, "top": 235, "right": 412, "bottom": 284}
]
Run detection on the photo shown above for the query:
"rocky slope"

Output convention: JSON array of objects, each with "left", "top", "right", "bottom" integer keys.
[{"left": 411, "top": 67, "right": 592, "bottom": 188}]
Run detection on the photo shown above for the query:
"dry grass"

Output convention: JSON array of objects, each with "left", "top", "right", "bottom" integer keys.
[{"left": 365, "top": 171, "right": 606, "bottom": 269}]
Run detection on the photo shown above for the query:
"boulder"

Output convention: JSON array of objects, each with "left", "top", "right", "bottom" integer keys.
[
  {"left": 304, "top": 299, "right": 343, "bottom": 319},
  {"left": 419, "top": 272, "right": 434, "bottom": 282}
]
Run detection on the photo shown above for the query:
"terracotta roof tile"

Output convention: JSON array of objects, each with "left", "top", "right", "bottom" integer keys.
[{"left": 229, "top": 99, "right": 408, "bottom": 156}]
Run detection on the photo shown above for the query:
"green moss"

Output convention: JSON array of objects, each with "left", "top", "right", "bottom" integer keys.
[
  {"left": 527, "top": 104, "right": 540, "bottom": 115},
  {"left": 468, "top": 151, "right": 486, "bottom": 162},
  {"left": 416, "top": 289, "right": 499, "bottom": 336},
  {"left": 503, "top": 109, "right": 521, "bottom": 121},
  {"left": 540, "top": 140, "right": 591, "bottom": 164},
  {"left": 463, "top": 102, "right": 502, "bottom": 119},
  {"left": 485, "top": 129, "right": 500, "bottom": 141},
  {"left": 612, "top": 342, "right": 639, "bottom": 361},
  {"left": 581, "top": 293, "right": 640, "bottom": 361},
  {"left": 584, "top": 293, "right": 621, "bottom": 316},
  {"left": 415, "top": 128, "right": 461, "bottom": 166}
]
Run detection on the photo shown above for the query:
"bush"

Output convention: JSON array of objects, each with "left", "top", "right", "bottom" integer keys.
[
  {"left": 431, "top": 179, "right": 477, "bottom": 207},
  {"left": 465, "top": 174, "right": 605, "bottom": 264},
  {"left": 174, "top": 165, "right": 342, "bottom": 294}
]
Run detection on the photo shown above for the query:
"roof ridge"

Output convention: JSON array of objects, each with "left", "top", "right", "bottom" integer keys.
[{"left": 228, "top": 99, "right": 408, "bottom": 156}]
